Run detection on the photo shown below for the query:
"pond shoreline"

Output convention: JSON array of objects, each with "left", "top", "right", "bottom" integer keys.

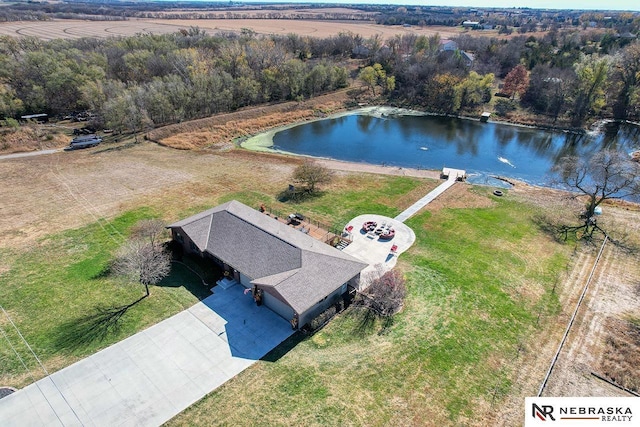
[
  {"left": 239, "top": 105, "right": 639, "bottom": 193},
  {"left": 239, "top": 104, "right": 618, "bottom": 154}
]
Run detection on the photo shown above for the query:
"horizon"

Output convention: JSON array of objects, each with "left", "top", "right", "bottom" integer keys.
[{"left": 240, "top": 0, "right": 639, "bottom": 12}]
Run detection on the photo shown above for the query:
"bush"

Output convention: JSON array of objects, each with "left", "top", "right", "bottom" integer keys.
[
  {"left": 494, "top": 98, "right": 518, "bottom": 117},
  {"left": 306, "top": 299, "right": 346, "bottom": 331},
  {"left": 354, "top": 268, "right": 406, "bottom": 317},
  {"left": 1, "top": 118, "right": 19, "bottom": 128}
]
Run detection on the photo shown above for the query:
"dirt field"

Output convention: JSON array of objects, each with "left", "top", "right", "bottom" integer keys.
[{"left": 0, "top": 18, "right": 462, "bottom": 41}]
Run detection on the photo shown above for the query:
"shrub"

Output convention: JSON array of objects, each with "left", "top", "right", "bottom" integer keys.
[
  {"left": 354, "top": 268, "right": 406, "bottom": 317},
  {"left": 495, "top": 98, "right": 517, "bottom": 117}
]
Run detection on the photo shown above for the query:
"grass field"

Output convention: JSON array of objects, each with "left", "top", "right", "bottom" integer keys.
[
  {"left": 2, "top": 142, "right": 636, "bottom": 425},
  {"left": 166, "top": 185, "right": 571, "bottom": 426},
  {"left": 0, "top": 161, "right": 436, "bottom": 389}
]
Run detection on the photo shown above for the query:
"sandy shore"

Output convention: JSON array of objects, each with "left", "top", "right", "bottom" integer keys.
[{"left": 315, "top": 158, "right": 441, "bottom": 180}]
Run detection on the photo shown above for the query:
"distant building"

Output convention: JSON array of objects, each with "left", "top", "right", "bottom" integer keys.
[
  {"left": 438, "top": 40, "right": 474, "bottom": 68},
  {"left": 462, "top": 20, "right": 481, "bottom": 29},
  {"left": 439, "top": 39, "right": 458, "bottom": 51},
  {"left": 20, "top": 113, "right": 48, "bottom": 123}
]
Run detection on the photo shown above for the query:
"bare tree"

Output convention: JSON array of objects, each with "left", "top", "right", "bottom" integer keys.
[
  {"left": 112, "top": 220, "right": 171, "bottom": 300},
  {"left": 113, "top": 239, "right": 171, "bottom": 299},
  {"left": 355, "top": 268, "right": 407, "bottom": 318},
  {"left": 130, "top": 219, "right": 167, "bottom": 249},
  {"left": 292, "top": 160, "right": 334, "bottom": 193},
  {"left": 553, "top": 149, "right": 640, "bottom": 239}
]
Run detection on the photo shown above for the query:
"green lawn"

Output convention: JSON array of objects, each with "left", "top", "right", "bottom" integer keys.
[
  {"left": 0, "top": 173, "right": 434, "bottom": 388},
  {"left": 0, "top": 208, "right": 204, "bottom": 386},
  {"left": 168, "top": 186, "right": 570, "bottom": 426},
  {"left": 218, "top": 174, "right": 437, "bottom": 230},
  {"left": 0, "top": 176, "right": 570, "bottom": 425}
]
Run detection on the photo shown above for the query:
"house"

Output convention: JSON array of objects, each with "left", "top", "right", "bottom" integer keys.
[
  {"left": 168, "top": 200, "right": 367, "bottom": 329},
  {"left": 439, "top": 39, "right": 458, "bottom": 51},
  {"left": 460, "top": 51, "right": 475, "bottom": 67}
]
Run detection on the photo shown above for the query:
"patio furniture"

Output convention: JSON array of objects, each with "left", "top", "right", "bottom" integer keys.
[
  {"left": 379, "top": 228, "right": 395, "bottom": 241},
  {"left": 362, "top": 221, "right": 377, "bottom": 233}
]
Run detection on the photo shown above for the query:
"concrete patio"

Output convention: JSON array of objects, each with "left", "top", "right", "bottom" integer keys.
[
  {"left": 0, "top": 284, "right": 293, "bottom": 426},
  {"left": 341, "top": 214, "right": 416, "bottom": 285}
]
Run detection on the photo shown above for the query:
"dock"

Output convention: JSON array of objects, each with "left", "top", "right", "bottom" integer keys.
[{"left": 394, "top": 167, "right": 466, "bottom": 223}]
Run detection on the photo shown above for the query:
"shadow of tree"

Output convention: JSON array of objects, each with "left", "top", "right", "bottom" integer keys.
[
  {"left": 350, "top": 307, "right": 395, "bottom": 337},
  {"left": 276, "top": 188, "right": 325, "bottom": 203},
  {"left": 53, "top": 300, "right": 143, "bottom": 351}
]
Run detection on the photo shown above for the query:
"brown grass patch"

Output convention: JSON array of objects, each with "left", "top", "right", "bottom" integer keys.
[
  {"left": 600, "top": 316, "right": 640, "bottom": 393},
  {"left": 0, "top": 125, "right": 68, "bottom": 154},
  {"left": 148, "top": 93, "right": 348, "bottom": 149},
  {"left": 425, "top": 182, "right": 496, "bottom": 213}
]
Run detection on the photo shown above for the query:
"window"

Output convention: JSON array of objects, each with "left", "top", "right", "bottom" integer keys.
[{"left": 175, "top": 232, "right": 183, "bottom": 243}]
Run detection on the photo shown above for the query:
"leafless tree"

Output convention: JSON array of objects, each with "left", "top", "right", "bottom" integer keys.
[
  {"left": 355, "top": 268, "right": 407, "bottom": 318},
  {"left": 553, "top": 149, "right": 640, "bottom": 239},
  {"left": 130, "top": 218, "right": 167, "bottom": 249},
  {"left": 292, "top": 160, "right": 334, "bottom": 193},
  {"left": 112, "top": 239, "right": 171, "bottom": 299},
  {"left": 112, "top": 218, "right": 171, "bottom": 300}
]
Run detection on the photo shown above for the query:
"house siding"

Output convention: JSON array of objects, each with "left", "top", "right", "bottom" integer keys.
[
  {"left": 173, "top": 228, "right": 199, "bottom": 256},
  {"left": 239, "top": 272, "right": 252, "bottom": 288},
  {"left": 298, "top": 284, "right": 346, "bottom": 328},
  {"left": 262, "top": 290, "right": 295, "bottom": 323}
]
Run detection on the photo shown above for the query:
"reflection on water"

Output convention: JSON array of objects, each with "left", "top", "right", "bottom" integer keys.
[{"left": 271, "top": 114, "right": 639, "bottom": 186}]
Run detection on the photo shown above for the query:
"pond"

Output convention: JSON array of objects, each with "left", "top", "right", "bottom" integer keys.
[{"left": 244, "top": 108, "right": 640, "bottom": 188}]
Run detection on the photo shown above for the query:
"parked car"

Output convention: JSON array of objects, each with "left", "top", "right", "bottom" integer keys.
[{"left": 64, "top": 134, "right": 102, "bottom": 150}]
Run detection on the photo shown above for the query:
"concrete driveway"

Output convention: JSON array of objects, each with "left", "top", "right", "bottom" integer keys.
[{"left": 0, "top": 284, "right": 293, "bottom": 426}]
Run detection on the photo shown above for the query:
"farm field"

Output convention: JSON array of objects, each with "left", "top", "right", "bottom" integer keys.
[{"left": 0, "top": 18, "right": 463, "bottom": 40}]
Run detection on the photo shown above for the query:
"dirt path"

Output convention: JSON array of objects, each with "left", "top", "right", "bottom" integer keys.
[{"left": 0, "top": 149, "right": 61, "bottom": 160}]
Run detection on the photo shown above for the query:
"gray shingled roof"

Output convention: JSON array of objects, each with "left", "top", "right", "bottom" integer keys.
[{"left": 169, "top": 200, "right": 367, "bottom": 314}]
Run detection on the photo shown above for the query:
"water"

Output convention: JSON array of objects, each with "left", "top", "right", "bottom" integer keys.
[{"left": 269, "top": 113, "right": 640, "bottom": 187}]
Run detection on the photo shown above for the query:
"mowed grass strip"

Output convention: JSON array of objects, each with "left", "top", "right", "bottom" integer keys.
[{"left": 168, "top": 186, "right": 570, "bottom": 426}]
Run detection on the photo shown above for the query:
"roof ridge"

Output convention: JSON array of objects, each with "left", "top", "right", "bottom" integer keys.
[{"left": 205, "top": 213, "right": 214, "bottom": 252}]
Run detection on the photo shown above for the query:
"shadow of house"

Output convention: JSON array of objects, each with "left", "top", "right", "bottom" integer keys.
[
  {"left": 158, "top": 251, "right": 222, "bottom": 301},
  {"left": 196, "top": 285, "right": 294, "bottom": 360},
  {"left": 168, "top": 200, "right": 367, "bottom": 330}
]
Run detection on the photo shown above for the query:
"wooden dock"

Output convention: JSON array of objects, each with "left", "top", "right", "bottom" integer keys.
[{"left": 394, "top": 167, "right": 466, "bottom": 223}]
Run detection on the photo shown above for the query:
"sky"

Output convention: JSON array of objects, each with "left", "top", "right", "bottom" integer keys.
[{"left": 244, "top": 0, "right": 640, "bottom": 12}]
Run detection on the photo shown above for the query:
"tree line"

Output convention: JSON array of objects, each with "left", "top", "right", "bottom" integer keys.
[
  {"left": 0, "top": 29, "right": 358, "bottom": 131},
  {"left": 1, "top": 27, "right": 639, "bottom": 133},
  {"left": 369, "top": 31, "right": 640, "bottom": 126}
]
